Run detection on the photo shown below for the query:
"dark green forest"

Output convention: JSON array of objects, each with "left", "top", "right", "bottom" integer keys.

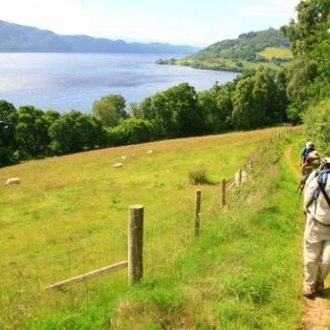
[{"left": 1, "top": 0, "right": 330, "bottom": 167}]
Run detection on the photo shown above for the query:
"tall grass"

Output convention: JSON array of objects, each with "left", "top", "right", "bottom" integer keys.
[{"left": 0, "top": 127, "right": 303, "bottom": 329}]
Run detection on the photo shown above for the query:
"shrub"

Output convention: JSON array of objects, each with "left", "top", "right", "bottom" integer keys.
[
  {"left": 303, "top": 98, "right": 330, "bottom": 155},
  {"left": 188, "top": 166, "right": 212, "bottom": 185}
]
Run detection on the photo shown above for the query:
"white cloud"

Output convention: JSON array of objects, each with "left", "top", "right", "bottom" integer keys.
[{"left": 227, "top": 0, "right": 298, "bottom": 19}]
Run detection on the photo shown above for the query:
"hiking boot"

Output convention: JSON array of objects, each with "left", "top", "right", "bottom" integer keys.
[
  {"left": 315, "top": 281, "right": 324, "bottom": 294},
  {"left": 302, "top": 286, "right": 315, "bottom": 298}
]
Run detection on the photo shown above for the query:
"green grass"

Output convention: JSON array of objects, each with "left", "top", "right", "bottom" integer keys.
[
  {"left": 0, "top": 126, "right": 305, "bottom": 329},
  {"left": 257, "top": 47, "right": 293, "bottom": 59}
]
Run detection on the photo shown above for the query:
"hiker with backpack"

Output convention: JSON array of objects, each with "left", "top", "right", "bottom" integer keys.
[
  {"left": 302, "top": 157, "right": 330, "bottom": 298},
  {"left": 300, "top": 141, "right": 315, "bottom": 168},
  {"left": 299, "top": 150, "right": 321, "bottom": 194}
]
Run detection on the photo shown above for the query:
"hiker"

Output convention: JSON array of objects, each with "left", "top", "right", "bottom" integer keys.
[
  {"left": 299, "top": 150, "right": 321, "bottom": 193},
  {"left": 300, "top": 141, "right": 315, "bottom": 168},
  {"left": 302, "top": 157, "right": 330, "bottom": 298}
]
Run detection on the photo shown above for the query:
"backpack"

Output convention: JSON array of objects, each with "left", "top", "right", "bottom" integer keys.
[
  {"left": 302, "top": 147, "right": 314, "bottom": 163},
  {"left": 314, "top": 169, "right": 330, "bottom": 207},
  {"left": 299, "top": 170, "right": 318, "bottom": 194}
]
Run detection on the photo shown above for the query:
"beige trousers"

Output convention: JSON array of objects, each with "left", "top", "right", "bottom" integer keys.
[{"left": 303, "top": 213, "right": 330, "bottom": 289}]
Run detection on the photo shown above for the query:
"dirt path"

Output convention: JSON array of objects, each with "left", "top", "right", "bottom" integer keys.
[
  {"left": 302, "top": 296, "right": 330, "bottom": 330},
  {"left": 284, "top": 143, "right": 301, "bottom": 179},
  {"left": 284, "top": 143, "right": 330, "bottom": 330}
]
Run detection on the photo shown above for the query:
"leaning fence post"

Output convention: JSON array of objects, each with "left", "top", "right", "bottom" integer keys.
[
  {"left": 221, "top": 179, "right": 226, "bottom": 210},
  {"left": 194, "top": 190, "right": 201, "bottom": 237},
  {"left": 128, "top": 204, "right": 144, "bottom": 285}
]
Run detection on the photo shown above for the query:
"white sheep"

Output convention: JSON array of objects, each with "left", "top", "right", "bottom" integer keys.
[
  {"left": 5, "top": 177, "right": 20, "bottom": 186},
  {"left": 111, "top": 162, "right": 123, "bottom": 168}
]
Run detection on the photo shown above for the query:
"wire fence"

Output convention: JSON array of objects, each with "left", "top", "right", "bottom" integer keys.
[{"left": 0, "top": 186, "right": 230, "bottom": 326}]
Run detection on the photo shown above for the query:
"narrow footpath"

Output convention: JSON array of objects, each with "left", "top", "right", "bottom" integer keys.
[{"left": 284, "top": 143, "right": 330, "bottom": 330}]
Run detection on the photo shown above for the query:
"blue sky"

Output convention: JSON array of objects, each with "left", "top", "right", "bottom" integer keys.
[{"left": 0, "top": 0, "right": 300, "bottom": 47}]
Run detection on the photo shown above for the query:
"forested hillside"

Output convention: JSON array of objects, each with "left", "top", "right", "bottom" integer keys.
[{"left": 172, "top": 28, "right": 292, "bottom": 72}]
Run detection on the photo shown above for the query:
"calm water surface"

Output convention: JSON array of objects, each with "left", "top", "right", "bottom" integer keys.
[{"left": 0, "top": 53, "right": 239, "bottom": 113}]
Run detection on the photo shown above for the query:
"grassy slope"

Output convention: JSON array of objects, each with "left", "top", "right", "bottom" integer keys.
[
  {"left": 159, "top": 29, "right": 292, "bottom": 72},
  {"left": 175, "top": 28, "right": 292, "bottom": 72},
  {"left": 176, "top": 46, "right": 291, "bottom": 72},
  {"left": 257, "top": 47, "right": 293, "bottom": 60},
  {"left": 0, "top": 126, "right": 305, "bottom": 329}
]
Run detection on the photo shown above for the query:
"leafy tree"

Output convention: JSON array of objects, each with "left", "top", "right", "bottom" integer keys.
[
  {"left": 214, "top": 80, "right": 238, "bottom": 130},
  {"left": 197, "top": 82, "right": 234, "bottom": 134},
  {"left": 163, "top": 83, "right": 202, "bottom": 137},
  {"left": 136, "top": 83, "right": 202, "bottom": 139},
  {"left": 281, "top": 0, "right": 330, "bottom": 56},
  {"left": 128, "top": 102, "right": 142, "bottom": 118},
  {"left": 282, "top": 56, "right": 318, "bottom": 113},
  {"left": 231, "top": 67, "right": 283, "bottom": 129},
  {"left": 49, "top": 110, "right": 107, "bottom": 155},
  {"left": 43, "top": 110, "right": 61, "bottom": 127},
  {"left": 253, "top": 67, "right": 282, "bottom": 125},
  {"left": 109, "top": 118, "right": 154, "bottom": 146},
  {"left": 15, "top": 106, "right": 50, "bottom": 159},
  {"left": 137, "top": 92, "right": 169, "bottom": 138},
  {"left": 0, "top": 100, "right": 17, "bottom": 166},
  {"left": 197, "top": 90, "right": 220, "bottom": 134},
  {"left": 281, "top": 0, "right": 330, "bottom": 109},
  {"left": 92, "top": 94, "right": 128, "bottom": 127},
  {"left": 232, "top": 76, "right": 257, "bottom": 129},
  {"left": 274, "top": 69, "right": 289, "bottom": 122},
  {"left": 286, "top": 104, "right": 301, "bottom": 125},
  {"left": 303, "top": 98, "right": 330, "bottom": 155}
]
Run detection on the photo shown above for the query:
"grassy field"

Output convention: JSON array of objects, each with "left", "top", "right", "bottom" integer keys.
[
  {"left": 257, "top": 47, "right": 293, "bottom": 59},
  {"left": 0, "top": 126, "right": 306, "bottom": 329}
]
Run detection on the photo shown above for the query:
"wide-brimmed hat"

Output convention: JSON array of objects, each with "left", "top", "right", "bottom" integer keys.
[
  {"left": 321, "top": 157, "right": 330, "bottom": 167},
  {"left": 307, "top": 150, "right": 320, "bottom": 161},
  {"left": 306, "top": 141, "right": 314, "bottom": 148}
]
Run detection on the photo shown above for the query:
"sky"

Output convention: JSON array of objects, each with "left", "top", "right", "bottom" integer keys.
[{"left": 0, "top": 0, "right": 300, "bottom": 47}]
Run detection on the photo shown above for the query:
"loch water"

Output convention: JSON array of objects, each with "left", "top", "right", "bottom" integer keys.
[{"left": 0, "top": 53, "right": 239, "bottom": 113}]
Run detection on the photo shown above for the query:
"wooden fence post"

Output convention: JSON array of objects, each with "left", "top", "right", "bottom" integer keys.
[
  {"left": 194, "top": 190, "right": 201, "bottom": 237},
  {"left": 221, "top": 179, "right": 226, "bottom": 210},
  {"left": 128, "top": 204, "right": 144, "bottom": 285}
]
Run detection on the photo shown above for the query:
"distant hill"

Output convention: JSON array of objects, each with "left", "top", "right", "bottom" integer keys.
[
  {"left": 170, "top": 28, "right": 292, "bottom": 72},
  {"left": 0, "top": 20, "right": 200, "bottom": 54}
]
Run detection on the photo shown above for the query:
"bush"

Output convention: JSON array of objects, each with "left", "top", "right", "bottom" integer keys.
[
  {"left": 188, "top": 166, "right": 212, "bottom": 185},
  {"left": 303, "top": 98, "right": 330, "bottom": 155}
]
